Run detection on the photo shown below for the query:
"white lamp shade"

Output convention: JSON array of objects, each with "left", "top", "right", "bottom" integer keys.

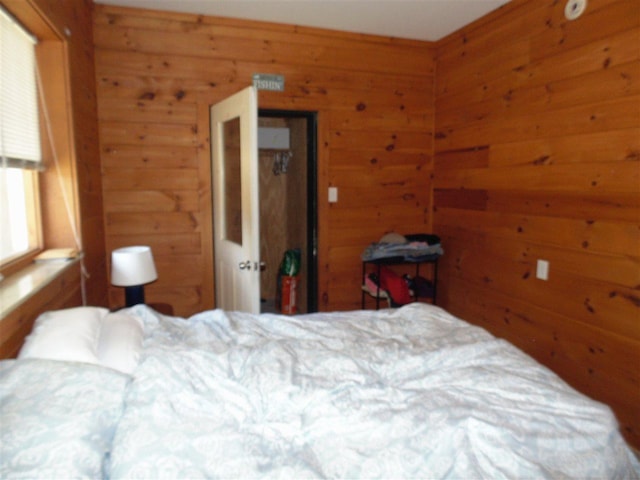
[{"left": 111, "top": 246, "right": 158, "bottom": 287}]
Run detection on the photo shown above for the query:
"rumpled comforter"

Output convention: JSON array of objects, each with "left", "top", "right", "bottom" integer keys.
[
  {"left": 1, "top": 303, "right": 639, "bottom": 479},
  {"left": 106, "top": 303, "right": 639, "bottom": 479},
  {"left": 0, "top": 359, "right": 129, "bottom": 479}
]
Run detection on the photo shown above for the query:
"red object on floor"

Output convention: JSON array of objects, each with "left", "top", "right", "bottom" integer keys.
[{"left": 279, "top": 275, "right": 298, "bottom": 314}]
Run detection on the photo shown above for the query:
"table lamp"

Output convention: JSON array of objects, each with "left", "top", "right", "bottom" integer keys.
[{"left": 111, "top": 246, "right": 158, "bottom": 307}]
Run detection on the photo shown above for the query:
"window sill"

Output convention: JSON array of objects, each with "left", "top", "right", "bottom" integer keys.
[{"left": 0, "top": 258, "right": 80, "bottom": 320}]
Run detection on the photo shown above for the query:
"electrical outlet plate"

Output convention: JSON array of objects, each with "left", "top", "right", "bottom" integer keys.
[
  {"left": 328, "top": 187, "right": 338, "bottom": 203},
  {"left": 565, "top": 0, "right": 587, "bottom": 20}
]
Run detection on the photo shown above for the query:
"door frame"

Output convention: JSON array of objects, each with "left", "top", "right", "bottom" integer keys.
[{"left": 259, "top": 109, "right": 318, "bottom": 313}]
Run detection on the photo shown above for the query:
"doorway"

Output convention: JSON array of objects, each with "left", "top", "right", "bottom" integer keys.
[{"left": 258, "top": 109, "right": 317, "bottom": 314}]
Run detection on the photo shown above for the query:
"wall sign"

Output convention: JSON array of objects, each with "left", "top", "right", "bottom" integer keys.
[{"left": 253, "top": 73, "right": 285, "bottom": 91}]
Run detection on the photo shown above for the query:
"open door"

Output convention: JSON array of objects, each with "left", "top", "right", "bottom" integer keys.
[{"left": 211, "top": 86, "right": 260, "bottom": 313}]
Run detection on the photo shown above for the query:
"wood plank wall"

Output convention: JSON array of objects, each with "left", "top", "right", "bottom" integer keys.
[
  {"left": 434, "top": 0, "right": 640, "bottom": 448},
  {"left": 93, "top": 5, "right": 435, "bottom": 315}
]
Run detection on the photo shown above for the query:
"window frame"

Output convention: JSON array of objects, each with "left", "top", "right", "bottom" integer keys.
[
  {"left": 0, "top": 7, "right": 43, "bottom": 273},
  {"left": 0, "top": 1, "right": 79, "bottom": 278}
]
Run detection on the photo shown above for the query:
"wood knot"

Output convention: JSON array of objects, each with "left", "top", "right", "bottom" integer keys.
[{"left": 532, "top": 155, "right": 550, "bottom": 165}]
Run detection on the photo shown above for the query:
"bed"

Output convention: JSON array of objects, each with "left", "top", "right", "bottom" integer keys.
[{"left": 1, "top": 303, "right": 638, "bottom": 479}]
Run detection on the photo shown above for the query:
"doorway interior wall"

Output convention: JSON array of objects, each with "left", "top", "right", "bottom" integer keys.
[{"left": 258, "top": 110, "right": 317, "bottom": 314}]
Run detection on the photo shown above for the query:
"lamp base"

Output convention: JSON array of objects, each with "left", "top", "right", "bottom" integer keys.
[{"left": 124, "top": 285, "right": 145, "bottom": 307}]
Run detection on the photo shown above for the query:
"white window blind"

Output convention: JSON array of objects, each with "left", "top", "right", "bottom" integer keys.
[{"left": 0, "top": 8, "right": 41, "bottom": 169}]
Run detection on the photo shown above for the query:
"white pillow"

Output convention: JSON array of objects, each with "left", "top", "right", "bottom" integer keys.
[
  {"left": 18, "top": 306, "right": 108, "bottom": 365},
  {"left": 97, "top": 311, "right": 144, "bottom": 375}
]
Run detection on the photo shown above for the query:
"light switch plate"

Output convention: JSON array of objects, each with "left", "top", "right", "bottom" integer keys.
[
  {"left": 536, "top": 259, "right": 549, "bottom": 281},
  {"left": 328, "top": 187, "right": 338, "bottom": 203}
]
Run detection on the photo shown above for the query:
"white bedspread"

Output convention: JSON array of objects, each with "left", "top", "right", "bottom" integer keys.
[
  {"left": 108, "top": 303, "right": 640, "bottom": 479},
  {"left": 0, "top": 359, "right": 129, "bottom": 479}
]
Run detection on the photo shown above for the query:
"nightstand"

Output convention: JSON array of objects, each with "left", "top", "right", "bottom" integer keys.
[{"left": 147, "top": 302, "right": 174, "bottom": 316}]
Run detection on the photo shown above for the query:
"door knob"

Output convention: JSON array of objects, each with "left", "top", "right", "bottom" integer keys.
[{"left": 239, "top": 260, "right": 251, "bottom": 270}]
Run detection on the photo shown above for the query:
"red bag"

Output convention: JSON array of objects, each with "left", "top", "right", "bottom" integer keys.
[{"left": 379, "top": 266, "right": 412, "bottom": 305}]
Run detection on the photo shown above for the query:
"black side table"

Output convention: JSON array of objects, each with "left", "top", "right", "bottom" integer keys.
[{"left": 361, "top": 256, "right": 438, "bottom": 309}]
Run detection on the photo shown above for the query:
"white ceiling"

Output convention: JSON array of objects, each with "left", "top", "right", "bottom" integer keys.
[{"left": 94, "top": 0, "right": 511, "bottom": 42}]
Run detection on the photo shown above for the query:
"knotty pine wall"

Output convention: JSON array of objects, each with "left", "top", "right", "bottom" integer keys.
[
  {"left": 434, "top": 0, "right": 639, "bottom": 448},
  {"left": 93, "top": 5, "right": 434, "bottom": 314}
]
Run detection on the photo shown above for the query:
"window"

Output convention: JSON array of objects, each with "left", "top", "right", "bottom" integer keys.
[
  {"left": 0, "top": 168, "right": 39, "bottom": 261},
  {"left": 0, "top": 1, "right": 79, "bottom": 281},
  {"left": 0, "top": 8, "right": 42, "bottom": 266}
]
